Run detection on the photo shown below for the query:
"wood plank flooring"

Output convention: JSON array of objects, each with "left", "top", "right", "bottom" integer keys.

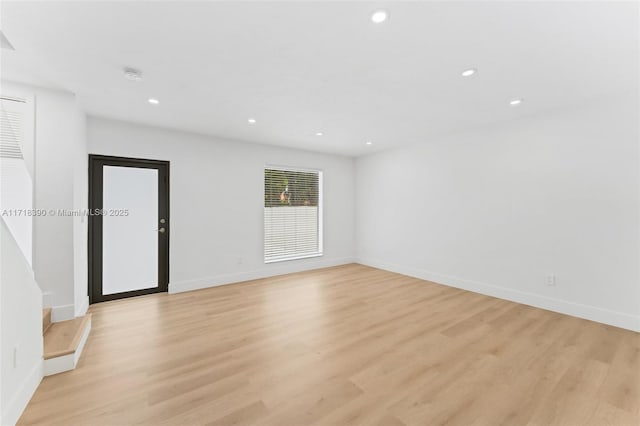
[
  {"left": 19, "top": 264, "right": 640, "bottom": 425},
  {"left": 43, "top": 314, "right": 92, "bottom": 359}
]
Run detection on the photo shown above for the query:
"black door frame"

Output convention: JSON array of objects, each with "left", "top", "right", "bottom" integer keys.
[{"left": 88, "top": 154, "right": 170, "bottom": 304}]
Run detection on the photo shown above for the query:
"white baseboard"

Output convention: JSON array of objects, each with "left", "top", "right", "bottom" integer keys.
[
  {"left": 46, "top": 297, "right": 88, "bottom": 322},
  {"left": 1, "top": 360, "right": 42, "bottom": 426},
  {"left": 74, "top": 316, "right": 91, "bottom": 366},
  {"left": 50, "top": 304, "right": 75, "bottom": 322},
  {"left": 44, "top": 353, "right": 74, "bottom": 377},
  {"left": 75, "top": 296, "right": 89, "bottom": 317},
  {"left": 357, "top": 258, "right": 640, "bottom": 332},
  {"left": 169, "top": 257, "right": 356, "bottom": 294}
]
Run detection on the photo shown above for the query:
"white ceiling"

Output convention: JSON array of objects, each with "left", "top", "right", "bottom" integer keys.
[{"left": 1, "top": 1, "right": 638, "bottom": 157}]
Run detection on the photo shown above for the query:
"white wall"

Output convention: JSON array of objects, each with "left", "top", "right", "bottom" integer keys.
[
  {"left": 33, "top": 87, "right": 77, "bottom": 315},
  {"left": 0, "top": 158, "right": 32, "bottom": 264},
  {"left": 87, "top": 117, "right": 355, "bottom": 293},
  {"left": 356, "top": 95, "right": 640, "bottom": 331},
  {"left": 72, "top": 103, "right": 89, "bottom": 317},
  {"left": 0, "top": 219, "right": 42, "bottom": 426},
  {"left": 2, "top": 81, "right": 88, "bottom": 320}
]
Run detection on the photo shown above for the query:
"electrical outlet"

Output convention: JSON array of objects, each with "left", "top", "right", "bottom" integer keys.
[
  {"left": 237, "top": 257, "right": 243, "bottom": 265},
  {"left": 546, "top": 275, "right": 557, "bottom": 286}
]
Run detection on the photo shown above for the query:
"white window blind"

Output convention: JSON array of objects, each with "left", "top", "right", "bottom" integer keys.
[
  {"left": 264, "top": 167, "right": 322, "bottom": 263},
  {"left": 0, "top": 107, "right": 23, "bottom": 159},
  {"left": 0, "top": 96, "right": 34, "bottom": 265}
]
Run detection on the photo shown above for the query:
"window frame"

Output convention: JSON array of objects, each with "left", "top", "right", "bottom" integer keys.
[{"left": 263, "top": 165, "right": 323, "bottom": 263}]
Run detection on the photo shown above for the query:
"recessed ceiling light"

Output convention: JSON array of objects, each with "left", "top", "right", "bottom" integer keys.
[
  {"left": 248, "top": 118, "right": 256, "bottom": 124},
  {"left": 365, "top": 141, "right": 373, "bottom": 145},
  {"left": 148, "top": 98, "right": 159, "bottom": 105},
  {"left": 124, "top": 67, "right": 143, "bottom": 81},
  {"left": 371, "top": 10, "right": 388, "bottom": 24},
  {"left": 509, "top": 98, "right": 523, "bottom": 106},
  {"left": 315, "top": 132, "right": 324, "bottom": 136},
  {"left": 461, "top": 68, "right": 477, "bottom": 77}
]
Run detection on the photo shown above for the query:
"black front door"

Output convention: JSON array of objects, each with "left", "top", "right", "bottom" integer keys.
[{"left": 88, "top": 155, "right": 170, "bottom": 303}]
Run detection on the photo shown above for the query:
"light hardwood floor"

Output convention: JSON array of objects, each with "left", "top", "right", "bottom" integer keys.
[{"left": 19, "top": 264, "right": 640, "bottom": 425}]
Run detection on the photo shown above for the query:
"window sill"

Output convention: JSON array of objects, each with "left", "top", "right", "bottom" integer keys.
[{"left": 264, "top": 253, "right": 323, "bottom": 264}]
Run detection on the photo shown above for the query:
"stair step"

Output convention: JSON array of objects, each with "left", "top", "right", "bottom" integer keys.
[
  {"left": 42, "top": 308, "right": 52, "bottom": 335},
  {"left": 43, "top": 314, "right": 92, "bottom": 376}
]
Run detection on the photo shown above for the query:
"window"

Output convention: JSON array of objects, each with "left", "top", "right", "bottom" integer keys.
[
  {"left": 0, "top": 94, "right": 34, "bottom": 266},
  {"left": 264, "top": 167, "right": 322, "bottom": 263}
]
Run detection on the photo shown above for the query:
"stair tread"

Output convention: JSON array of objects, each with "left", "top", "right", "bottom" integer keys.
[{"left": 44, "top": 314, "right": 91, "bottom": 359}]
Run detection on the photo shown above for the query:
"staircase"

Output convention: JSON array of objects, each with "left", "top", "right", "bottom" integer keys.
[{"left": 42, "top": 309, "right": 92, "bottom": 376}]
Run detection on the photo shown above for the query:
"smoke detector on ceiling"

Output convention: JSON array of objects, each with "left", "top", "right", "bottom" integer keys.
[{"left": 123, "top": 67, "right": 143, "bottom": 81}]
